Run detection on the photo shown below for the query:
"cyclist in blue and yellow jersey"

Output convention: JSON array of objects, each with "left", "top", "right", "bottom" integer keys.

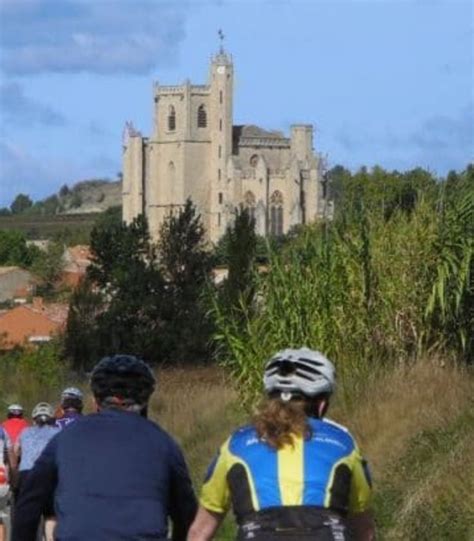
[{"left": 188, "top": 348, "right": 376, "bottom": 541}]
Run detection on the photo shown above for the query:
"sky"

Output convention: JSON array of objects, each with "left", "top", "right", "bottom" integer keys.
[{"left": 0, "top": 0, "right": 473, "bottom": 207}]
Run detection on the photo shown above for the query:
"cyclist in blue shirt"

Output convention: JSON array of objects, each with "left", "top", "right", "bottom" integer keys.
[
  {"left": 55, "top": 387, "right": 84, "bottom": 430},
  {"left": 12, "top": 355, "right": 197, "bottom": 541}
]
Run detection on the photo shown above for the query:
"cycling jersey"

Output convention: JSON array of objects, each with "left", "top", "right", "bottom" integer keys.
[
  {"left": 12, "top": 409, "right": 197, "bottom": 541},
  {"left": 2, "top": 418, "right": 29, "bottom": 446},
  {"left": 16, "top": 426, "right": 60, "bottom": 472},
  {"left": 55, "top": 411, "right": 81, "bottom": 430},
  {"left": 201, "top": 417, "right": 372, "bottom": 539}
]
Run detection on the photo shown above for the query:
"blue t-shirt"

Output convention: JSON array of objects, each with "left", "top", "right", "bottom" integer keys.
[
  {"left": 12, "top": 409, "right": 197, "bottom": 541},
  {"left": 18, "top": 426, "right": 59, "bottom": 471},
  {"left": 55, "top": 412, "right": 82, "bottom": 430}
]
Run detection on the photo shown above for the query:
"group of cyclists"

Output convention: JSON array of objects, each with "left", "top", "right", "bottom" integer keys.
[
  {"left": 0, "top": 387, "right": 85, "bottom": 540},
  {"left": 1, "top": 348, "right": 376, "bottom": 540}
]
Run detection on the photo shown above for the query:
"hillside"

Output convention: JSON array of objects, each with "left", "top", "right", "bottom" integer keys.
[
  {"left": 0, "top": 179, "right": 122, "bottom": 239},
  {"left": 59, "top": 179, "right": 122, "bottom": 214}
]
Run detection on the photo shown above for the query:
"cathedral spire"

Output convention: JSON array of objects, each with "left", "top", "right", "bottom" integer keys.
[
  {"left": 213, "top": 29, "right": 232, "bottom": 66},
  {"left": 218, "top": 28, "right": 225, "bottom": 54}
]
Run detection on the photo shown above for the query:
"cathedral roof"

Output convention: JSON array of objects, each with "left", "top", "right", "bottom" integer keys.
[{"left": 233, "top": 125, "right": 286, "bottom": 140}]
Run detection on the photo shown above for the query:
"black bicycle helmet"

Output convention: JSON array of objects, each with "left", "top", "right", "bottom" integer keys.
[{"left": 90, "top": 354, "right": 156, "bottom": 406}]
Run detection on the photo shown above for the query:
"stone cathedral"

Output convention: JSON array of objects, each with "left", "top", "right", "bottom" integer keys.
[{"left": 122, "top": 48, "right": 332, "bottom": 243}]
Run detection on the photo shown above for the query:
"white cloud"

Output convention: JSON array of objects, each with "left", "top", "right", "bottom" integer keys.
[
  {"left": 0, "top": 0, "right": 188, "bottom": 75},
  {"left": 0, "top": 81, "right": 67, "bottom": 126}
]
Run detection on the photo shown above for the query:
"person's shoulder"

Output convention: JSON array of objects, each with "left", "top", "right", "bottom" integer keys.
[
  {"left": 20, "top": 426, "right": 35, "bottom": 438},
  {"left": 312, "top": 417, "right": 358, "bottom": 451},
  {"left": 227, "top": 424, "right": 260, "bottom": 452}
]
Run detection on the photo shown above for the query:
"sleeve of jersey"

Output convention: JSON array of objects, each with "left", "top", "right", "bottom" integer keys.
[
  {"left": 199, "top": 438, "right": 231, "bottom": 514},
  {"left": 348, "top": 446, "right": 373, "bottom": 515}
]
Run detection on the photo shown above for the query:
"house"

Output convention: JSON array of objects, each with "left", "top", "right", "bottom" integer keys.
[
  {"left": 62, "top": 245, "right": 92, "bottom": 287},
  {"left": 0, "top": 297, "right": 68, "bottom": 350},
  {"left": 0, "top": 267, "right": 35, "bottom": 303}
]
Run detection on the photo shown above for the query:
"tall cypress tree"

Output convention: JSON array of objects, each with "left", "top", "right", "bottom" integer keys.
[{"left": 158, "top": 199, "right": 214, "bottom": 362}]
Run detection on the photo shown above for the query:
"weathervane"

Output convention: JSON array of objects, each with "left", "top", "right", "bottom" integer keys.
[{"left": 218, "top": 28, "right": 225, "bottom": 54}]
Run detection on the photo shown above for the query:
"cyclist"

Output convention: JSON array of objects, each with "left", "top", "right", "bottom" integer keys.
[
  {"left": 0, "top": 426, "right": 13, "bottom": 541},
  {"left": 55, "top": 387, "right": 84, "bottom": 429},
  {"left": 14, "top": 403, "right": 59, "bottom": 541},
  {"left": 188, "top": 348, "right": 376, "bottom": 541},
  {"left": 2, "top": 404, "right": 29, "bottom": 446},
  {"left": 12, "top": 354, "right": 197, "bottom": 541}
]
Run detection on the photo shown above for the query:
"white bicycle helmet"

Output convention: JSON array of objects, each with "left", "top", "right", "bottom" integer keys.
[
  {"left": 32, "top": 402, "right": 55, "bottom": 420},
  {"left": 263, "top": 347, "right": 336, "bottom": 400},
  {"left": 61, "top": 387, "right": 84, "bottom": 401},
  {"left": 7, "top": 404, "right": 23, "bottom": 414}
]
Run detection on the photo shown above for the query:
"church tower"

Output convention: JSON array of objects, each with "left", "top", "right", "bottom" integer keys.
[
  {"left": 122, "top": 41, "right": 329, "bottom": 244},
  {"left": 207, "top": 43, "right": 234, "bottom": 238}
]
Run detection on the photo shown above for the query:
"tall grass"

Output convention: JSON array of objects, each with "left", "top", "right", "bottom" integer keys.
[{"left": 212, "top": 182, "right": 474, "bottom": 406}]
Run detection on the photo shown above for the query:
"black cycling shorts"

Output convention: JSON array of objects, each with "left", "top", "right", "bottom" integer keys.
[{"left": 237, "top": 506, "right": 352, "bottom": 541}]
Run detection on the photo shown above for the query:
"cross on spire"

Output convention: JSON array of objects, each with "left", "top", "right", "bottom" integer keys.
[{"left": 218, "top": 29, "right": 225, "bottom": 53}]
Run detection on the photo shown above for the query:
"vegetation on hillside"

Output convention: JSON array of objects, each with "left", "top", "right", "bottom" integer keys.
[{"left": 0, "top": 179, "right": 121, "bottom": 218}]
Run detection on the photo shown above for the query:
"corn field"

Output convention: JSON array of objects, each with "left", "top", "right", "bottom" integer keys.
[{"left": 212, "top": 166, "right": 473, "bottom": 406}]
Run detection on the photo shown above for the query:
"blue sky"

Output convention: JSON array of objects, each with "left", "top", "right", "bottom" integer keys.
[{"left": 0, "top": 0, "right": 473, "bottom": 207}]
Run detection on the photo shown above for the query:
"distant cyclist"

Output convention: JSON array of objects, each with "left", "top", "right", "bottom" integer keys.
[
  {"left": 13, "top": 354, "right": 197, "bottom": 541},
  {"left": 14, "top": 403, "right": 59, "bottom": 541},
  {"left": 189, "top": 348, "right": 376, "bottom": 541},
  {"left": 3, "top": 404, "right": 29, "bottom": 446},
  {"left": 0, "top": 425, "right": 13, "bottom": 541},
  {"left": 55, "top": 387, "right": 84, "bottom": 429}
]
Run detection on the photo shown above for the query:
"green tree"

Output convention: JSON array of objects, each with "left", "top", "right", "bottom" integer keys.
[
  {"left": 31, "top": 241, "right": 65, "bottom": 292},
  {"left": 0, "top": 230, "right": 36, "bottom": 267},
  {"left": 93, "top": 205, "right": 122, "bottom": 230},
  {"left": 59, "top": 184, "right": 70, "bottom": 198},
  {"left": 219, "top": 209, "right": 257, "bottom": 319},
  {"left": 69, "top": 191, "right": 83, "bottom": 209},
  {"left": 63, "top": 278, "right": 104, "bottom": 371},
  {"left": 10, "top": 193, "right": 33, "bottom": 214},
  {"left": 158, "top": 199, "right": 215, "bottom": 362},
  {"left": 86, "top": 214, "right": 166, "bottom": 362}
]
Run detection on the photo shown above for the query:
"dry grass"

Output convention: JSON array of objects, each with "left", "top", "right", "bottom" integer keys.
[
  {"left": 333, "top": 358, "right": 473, "bottom": 471},
  {"left": 3, "top": 358, "right": 472, "bottom": 539},
  {"left": 330, "top": 358, "right": 474, "bottom": 540},
  {"left": 148, "top": 366, "right": 240, "bottom": 484}
]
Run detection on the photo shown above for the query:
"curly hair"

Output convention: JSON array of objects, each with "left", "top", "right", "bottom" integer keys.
[{"left": 253, "top": 398, "right": 312, "bottom": 450}]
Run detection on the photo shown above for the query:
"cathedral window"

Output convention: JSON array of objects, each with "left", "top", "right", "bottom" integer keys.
[
  {"left": 219, "top": 119, "right": 222, "bottom": 131},
  {"left": 168, "top": 106, "right": 176, "bottom": 131},
  {"left": 243, "top": 191, "right": 256, "bottom": 222},
  {"left": 270, "top": 190, "right": 284, "bottom": 236},
  {"left": 219, "top": 90, "right": 223, "bottom": 104},
  {"left": 219, "top": 192, "right": 223, "bottom": 204},
  {"left": 250, "top": 154, "right": 258, "bottom": 168},
  {"left": 218, "top": 145, "right": 222, "bottom": 158},
  {"left": 321, "top": 179, "right": 328, "bottom": 199},
  {"left": 197, "top": 105, "right": 207, "bottom": 128},
  {"left": 218, "top": 169, "right": 221, "bottom": 180}
]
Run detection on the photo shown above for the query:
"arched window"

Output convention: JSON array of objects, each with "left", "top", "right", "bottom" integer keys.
[
  {"left": 197, "top": 104, "right": 207, "bottom": 128},
  {"left": 270, "top": 190, "right": 284, "bottom": 236},
  {"left": 243, "top": 191, "right": 256, "bottom": 222},
  {"left": 168, "top": 105, "right": 176, "bottom": 131},
  {"left": 249, "top": 154, "right": 259, "bottom": 168}
]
